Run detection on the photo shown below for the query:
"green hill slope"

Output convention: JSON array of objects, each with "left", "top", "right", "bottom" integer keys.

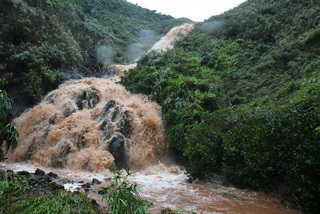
[
  {"left": 121, "top": 0, "right": 320, "bottom": 212},
  {"left": 0, "top": 0, "right": 189, "bottom": 102}
]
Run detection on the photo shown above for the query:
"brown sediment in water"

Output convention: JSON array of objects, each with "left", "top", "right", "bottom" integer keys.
[
  {"left": 149, "top": 23, "right": 194, "bottom": 52},
  {"left": 10, "top": 78, "right": 166, "bottom": 171},
  {"left": 0, "top": 162, "right": 301, "bottom": 214}
]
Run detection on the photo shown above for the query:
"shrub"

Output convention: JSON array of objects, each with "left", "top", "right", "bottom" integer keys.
[
  {"left": 0, "top": 170, "right": 101, "bottom": 214},
  {"left": 0, "top": 90, "right": 18, "bottom": 160},
  {"left": 101, "top": 170, "right": 150, "bottom": 214}
]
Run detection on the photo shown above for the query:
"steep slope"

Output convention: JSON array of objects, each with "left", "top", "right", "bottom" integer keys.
[
  {"left": 0, "top": 0, "right": 191, "bottom": 104},
  {"left": 121, "top": 0, "right": 320, "bottom": 212},
  {"left": 149, "top": 23, "right": 194, "bottom": 52}
]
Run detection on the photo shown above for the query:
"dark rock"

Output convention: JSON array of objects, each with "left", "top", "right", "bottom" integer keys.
[
  {"left": 50, "top": 142, "right": 71, "bottom": 168},
  {"left": 98, "top": 190, "right": 105, "bottom": 195},
  {"left": 45, "top": 93, "right": 56, "bottom": 104},
  {"left": 111, "top": 106, "right": 120, "bottom": 121},
  {"left": 76, "top": 87, "right": 100, "bottom": 110},
  {"left": 92, "top": 178, "right": 102, "bottom": 185},
  {"left": 52, "top": 178, "right": 69, "bottom": 186},
  {"left": 29, "top": 175, "right": 51, "bottom": 186},
  {"left": 104, "top": 177, "right": 111, "bottom": 182},
  {"left": 102, "top": 100, "right": 116, "bottom": 115},
  {"left": 35, "top": 168, "right": 46, "bottom": 176},
  {"left": 25, "top": 127, "right": 50, "bottom": 160},
  {"left": 108, "top": 135, "right": 127, "bottom": 169},
  {"left": 62, "top": 102, "right": 76, "bottom": 118},
  {"left": 81, "top": 183, "right": 91, "bottom": 189},
  {"left": 47, "top": 172, "right": 59, "bottom": 179},
  {"left": 49, "top": 114, "right": 57, "bottom": 124},
  {"left": 75, "top": 134, "right": 86, "bottom": 151},
  {"left": 100, "top": 119, "right": 113, "bottom": 140},
  {"left": 49, "top": 182, "right": 65, "bottom": 191},
  {"left": 17, "top": 170, "right": 30, "bottom": 176},
  {"left": 119, "top": 111, "right": 131, "bottom": 138},
  {"left": 6, "top": 169, "right": 14, "bottom": 174}
]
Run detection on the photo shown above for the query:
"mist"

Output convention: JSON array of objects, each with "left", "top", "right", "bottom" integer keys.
[
  {"left": 126, "top": 29, "right": 161, "bottom": 61},
  {"left": 95, "top": 45, "right": 115, "bottom": 65},
  {"left": 199, "top": 20, "right": 226, "bottom": 34}
]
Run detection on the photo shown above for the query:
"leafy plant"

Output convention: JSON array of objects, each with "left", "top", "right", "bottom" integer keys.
[
  {"left": 0, "top": 90, "right": 18, "bottom": 160},
  {"left": 101, "top": 170, "right": 150, "bottom": 214},
  {"left": 121, "top": 1, "right": 320, "bottom": 212},
  {"left": 0, "top": 170, "right": 101, "bottom": 214}
]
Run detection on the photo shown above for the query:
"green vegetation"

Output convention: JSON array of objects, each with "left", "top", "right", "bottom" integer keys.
[
  {"left": 0, "top": 0, "right": 190, "bottom": 102},
  {"left": 0, "top": 90, "right": 18, "bottom": 161},
  {"left": 101, "top": 170, "right": 150, "bottom": 214},
  {"left": 121, "top": 0, "right": 320, "bottom": 212},
  {"left": 0, "top": 170, "right": 101, "bottom": 214}
]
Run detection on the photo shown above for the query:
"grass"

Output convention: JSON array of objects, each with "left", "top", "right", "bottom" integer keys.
[{"left": 0, "top": 170, "right": 102, "bottom": 214}]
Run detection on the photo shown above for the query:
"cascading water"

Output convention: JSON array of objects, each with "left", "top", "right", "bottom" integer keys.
[
  {"left": 1, "top": 23, "right": 301, "bottom": 213},
  {"left": 9, "top": 78, "right": 167, "bottom": 171},
  {"left": 149, "top": 23, "right": 193, "bottom": 52}
]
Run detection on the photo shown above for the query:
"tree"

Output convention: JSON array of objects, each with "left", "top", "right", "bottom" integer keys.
[{"left": 0, "top": 90, "right": 18, "bottom": 161}]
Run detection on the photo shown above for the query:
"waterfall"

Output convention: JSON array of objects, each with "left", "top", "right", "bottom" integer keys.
[
  {"left": 7, "top": 23, "right": 195, "bottom": 172},
  {"left": 149, "top": 23, "right": 193, "bottom": 52},
  {"left": 9, "top": 78, "right": 167, "bottom": 171}
]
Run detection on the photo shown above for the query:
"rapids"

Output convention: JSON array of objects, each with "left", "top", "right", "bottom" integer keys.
[
  {"left": 9, "top": 78, "right": 167, "bottom": 171},
  {"left": 149, "top": 23, "right": 193, "bottom": 52},
  {"left": 2, "top": 23, "right": 301, "bottom": 213},
  {"left": 0, "top": 162, "right": 300, "bottom": 214}
]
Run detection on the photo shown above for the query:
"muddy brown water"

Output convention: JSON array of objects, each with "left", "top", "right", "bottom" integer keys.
[
  {"left": 0, "top": 162, "right": 300, "bottom": 214},
  {"left": 2, "top": 57, "right": 300, "bottom": 213}
]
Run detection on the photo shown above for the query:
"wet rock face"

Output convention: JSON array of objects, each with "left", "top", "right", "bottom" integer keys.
[
  {"left": 76, "top": 87, "right": 100, "bottom": 110},
  {"left": 100, "top": 100, "right": 132, "bottom": 169},
  {"left": 62, "top": 102, "right": 76, "bottom": 118},
  {"left": 108, "top": 135, "right": 126, "bottom": 169},
  {"left": 50, "top": 142, "right": 72, "bottom": 168},
  {"left": 100, "top": 100, "right": 131, "bottom": 138},
  {"left": 25, "top": 126, "right": 50, "bottom": 160},
  {"left": 12, "top": 78, "right": 166, "bottom": 171}
]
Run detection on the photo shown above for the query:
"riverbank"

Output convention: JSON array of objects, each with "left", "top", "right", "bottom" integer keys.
[{"left": 0, "top": 162, "right": 301, "bottom": 214}]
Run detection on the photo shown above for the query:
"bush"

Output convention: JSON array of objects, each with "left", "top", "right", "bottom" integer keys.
[
  {"left": 0, "top": 90, "right": 18, "bottom": 160},
  {"left": 222, "top": 100, "right": 320, "bottom": 212},
  {"left": 0, "top": 170, "right": 101, "bottom": 214},
  {"left": 101, "top": 170, "right": 150, "bottom": 214}
]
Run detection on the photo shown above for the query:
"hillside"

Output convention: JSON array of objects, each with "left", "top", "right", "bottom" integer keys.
[
  {"left": 0, "top": 0, "right": 190, "bottom": 103},
  {"left": 121, "top": 0, "right": 320, "bottom": 212}
]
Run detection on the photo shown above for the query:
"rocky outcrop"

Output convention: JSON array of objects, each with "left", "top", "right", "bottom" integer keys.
[{"left": 11, "top": 78, "right": 166, "bottom": 171}]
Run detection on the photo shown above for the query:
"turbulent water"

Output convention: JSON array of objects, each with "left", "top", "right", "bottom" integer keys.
[
  {"left": 9, "top": 78, "right": 167, "bottom": 171},
  {"left": 0, "top": 162, "right": 300, "bottom": 214},
  {"left": 2, "top": 23, "right": 301, "bottom": 213},
  {"left": 149, "top": 23, "right": 193, "bottom": 52}
]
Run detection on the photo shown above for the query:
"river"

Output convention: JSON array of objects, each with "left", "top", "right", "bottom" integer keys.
[
  {"left": 0, "top": 162, "right": 300, "bottom": 214},
  {"left": 1, "top": 24, "right": 301, "bottom": 214}
]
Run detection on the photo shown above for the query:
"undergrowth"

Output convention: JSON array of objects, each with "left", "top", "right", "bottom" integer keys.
[{"left": 0, "top": 170, "right": 101, "bottom": 214}]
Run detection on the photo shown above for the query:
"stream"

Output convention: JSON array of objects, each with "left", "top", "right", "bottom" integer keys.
[
  {"left": 2, "top": 24, "right": 301, "bottom": 214},
  {"left": 0, "top": 162, "right": 300, "bottom": 214}
]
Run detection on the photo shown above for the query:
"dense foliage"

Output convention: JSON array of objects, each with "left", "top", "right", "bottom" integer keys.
[
  {"left": 0, "top": 0, "right": 189, "bottom": 102},
  {"left": 0, "top": 170, "right": 101, "bottom": 214},
  {"left": 121, "top": 0, "right": 320, "bottom": 212},
  {"left": 0, "top": 90, "right": 18, "bottom": 160}
]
